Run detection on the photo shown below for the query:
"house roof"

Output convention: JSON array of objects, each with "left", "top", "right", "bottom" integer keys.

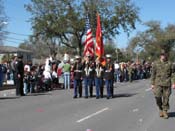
[{"left": 0, "top": 46, "right": 31, "bottom": 54}]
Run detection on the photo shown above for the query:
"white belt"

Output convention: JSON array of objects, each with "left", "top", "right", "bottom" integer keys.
[{"left": 75, "top": 70, "right": 82, "bottom": 72}]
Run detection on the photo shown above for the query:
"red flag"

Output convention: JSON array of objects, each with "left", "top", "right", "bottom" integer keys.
[
  {"left": 83, "top": 14, "right": 94, "bottom": 57},
  {"left": 101, "top": 57, "right": 106, "bottom": 66},
  {"left": 95, "top": 13, "right": 104, "bottom": 58}
]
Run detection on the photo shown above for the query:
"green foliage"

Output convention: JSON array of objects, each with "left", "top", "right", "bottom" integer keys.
[
  {"left": 1, "top": 54, "right": 13, "bottom": 63},
  {"left": 127, "top": 21, "right": 175, "bottom": 62},
  {"left": 19, "top": 37, "right": 52, "bottom": 59},
  {"left": 25, "top": 0, "right": 140, "bottom": 56},
  {"left": 104, "top": 42, "right": 129, "bottom": 62}
]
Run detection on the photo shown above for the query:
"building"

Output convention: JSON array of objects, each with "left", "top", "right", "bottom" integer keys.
[{"left": 0, "top": 46, "right": 32, "bottom": 63}]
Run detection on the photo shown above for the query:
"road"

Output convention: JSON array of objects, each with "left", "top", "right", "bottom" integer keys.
[{"left": 0, "top": 80, "right": 175, "bottom": 131}]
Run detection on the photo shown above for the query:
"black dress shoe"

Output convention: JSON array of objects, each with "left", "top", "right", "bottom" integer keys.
[
  {"left": 73, "top": 96, "right": 77, "bottom": 99},
  {"left": 96, "top": 96, "right": 99, "bottom": 99},
  {"left": 84, "top": 96, "right": 88, "bottom": 99},
  {"left": 106, "top": 96, "right": 110, "bottom": 99}
]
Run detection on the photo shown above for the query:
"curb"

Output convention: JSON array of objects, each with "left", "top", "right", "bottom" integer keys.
[{"left": 0, "top": 89, "right": 16, "bottom": 97}]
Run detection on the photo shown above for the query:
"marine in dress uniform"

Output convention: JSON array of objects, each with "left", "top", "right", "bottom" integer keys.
[
  {"left": 104, "top": 54, "right": 114, "bottom": 99},
  {"left": 94, "top": 58, "right": 104, "bottom": 99},
  {"left": 82, "top": 54, "right": 95, "bottom": 98},
  {"left": 72, "top": 55, "right": 83, "bottom": 98}
]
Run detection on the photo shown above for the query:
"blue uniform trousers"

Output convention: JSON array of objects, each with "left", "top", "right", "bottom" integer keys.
[
  {"left": 105, "top": 79, "right": 113, "bottom": 97},
  {"left": 84, "top": 77, "right": 93, "bottom": 97},
  {"left": 95, "top": 78, "right": 102, "bottom": 97},
  {"left": 74, "top": 79, "right": 82, "bottom": 97}
]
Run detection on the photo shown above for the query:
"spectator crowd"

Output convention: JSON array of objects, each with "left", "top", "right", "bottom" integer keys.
[{"left": 0, "top": 53, "right": 151, "bottom": 99}]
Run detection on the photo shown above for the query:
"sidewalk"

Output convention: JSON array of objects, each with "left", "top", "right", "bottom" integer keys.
[{"left": 0, "top": 85, "right": 16, "bottom": 98}]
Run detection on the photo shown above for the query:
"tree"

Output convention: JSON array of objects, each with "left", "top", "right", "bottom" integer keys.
[
  {"left": 19, "top": 36, "right": 52, "bottom": 59},
  {"left": 25, "top": 0, "right": 140, "bottom": 56},
  {"left": 104, "top": 40, "right": 128, "bottom": 62},
  {"left": 0, "top": 0, "right": 8, "bottom": 45},
  {"left": 127, "top": 21, "right": 175, "bottom": 62}
]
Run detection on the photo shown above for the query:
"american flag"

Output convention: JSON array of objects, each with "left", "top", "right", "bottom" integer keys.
[{"left": 83, "top": 14, "right": 94, "bottom": 57}]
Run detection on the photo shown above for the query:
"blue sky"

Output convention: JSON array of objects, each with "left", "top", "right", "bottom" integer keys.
[
  {"left": 3, "top": 0, "right": 175, "bottom": 48},
  {"left": 3, "top": 0, "right": 32, "bottom": 46}
]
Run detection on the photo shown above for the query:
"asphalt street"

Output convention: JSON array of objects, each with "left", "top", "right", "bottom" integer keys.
[{"left": 0, "top": 80, "right": 175, "bottom": 131}]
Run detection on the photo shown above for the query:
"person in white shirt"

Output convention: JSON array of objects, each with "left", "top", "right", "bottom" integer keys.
[
  {"left": 43, "top": 58, "right": 52, "bottom": 91},
  {"left": 114, "top": 61, "right": 120, "bottom": 82}
]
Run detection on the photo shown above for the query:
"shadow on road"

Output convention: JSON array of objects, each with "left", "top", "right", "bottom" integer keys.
[
  {"left": 0, "top": 97, "right": 19, "bottom": 100},
  {"left": 89, "top": 93, "right": 137, "bottom": 99},
  {"left": 168, "top": 112, "right": 175, "bottom": 118},
  {"left": 27, "top": 93, "right": 52, "bottom": 96},
  {"left": 112, "top": 93, "right": 137, "bottom": 98}
]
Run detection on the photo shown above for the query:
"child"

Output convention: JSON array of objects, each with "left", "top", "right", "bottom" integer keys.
[{"left": 23, "top": 68, "right": 30, "bottom": 95}]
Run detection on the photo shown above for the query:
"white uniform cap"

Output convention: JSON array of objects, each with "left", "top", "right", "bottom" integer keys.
[
  {"left": 75, "top": 55, "right": 81, "bottom": 59},
  {"left": 70, "top": 58, "right": 74, "bottom": 63},
  {"left": 106, "top": 54, "right": 112, "bottom": 58}
]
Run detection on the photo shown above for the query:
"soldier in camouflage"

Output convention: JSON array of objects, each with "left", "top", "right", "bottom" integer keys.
[
  {"left": 128, "top": 61, "right": 134, "bottom": 82},
  {"left": 151, "top": 51, "right": 175, "bottom": 119}
]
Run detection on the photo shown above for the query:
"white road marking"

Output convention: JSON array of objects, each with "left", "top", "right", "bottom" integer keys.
[
  {"left": 139, "top": 118, "right": 143, "bottom": 123},
  {"left": 76, "top": 107, "right": 109, "bottom": 123},
  {"left": 133, "top": 108, "right": 139, "bottom": 112},
  {"left": 145, "top": 88, "right": 152, "bottom": 92}
]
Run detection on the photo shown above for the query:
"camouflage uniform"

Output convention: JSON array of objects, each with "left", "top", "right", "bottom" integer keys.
[
  {"left": 128, "top": 64, "right": 134, "bottom": 82},
  {"left": 151, "top": 59, "right": 175, "bottom": 115}
]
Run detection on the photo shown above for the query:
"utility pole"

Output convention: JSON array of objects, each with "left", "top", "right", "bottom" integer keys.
[{"left": 115, "top": 49, "right": 119, "bottom": 62}]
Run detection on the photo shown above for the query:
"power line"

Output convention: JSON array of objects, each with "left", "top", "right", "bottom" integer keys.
[
  {"left": 5, "top": 36, "right": 26, "bottom": 42},
  {"left": 0, "top": 36, "right": 26, "bottom": 42},
  {"left": 3, "top": 39, "right": 21, "bottom": 44},
  {"left": 0, "top": 30, "right": 31, "bottom": 36}
]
